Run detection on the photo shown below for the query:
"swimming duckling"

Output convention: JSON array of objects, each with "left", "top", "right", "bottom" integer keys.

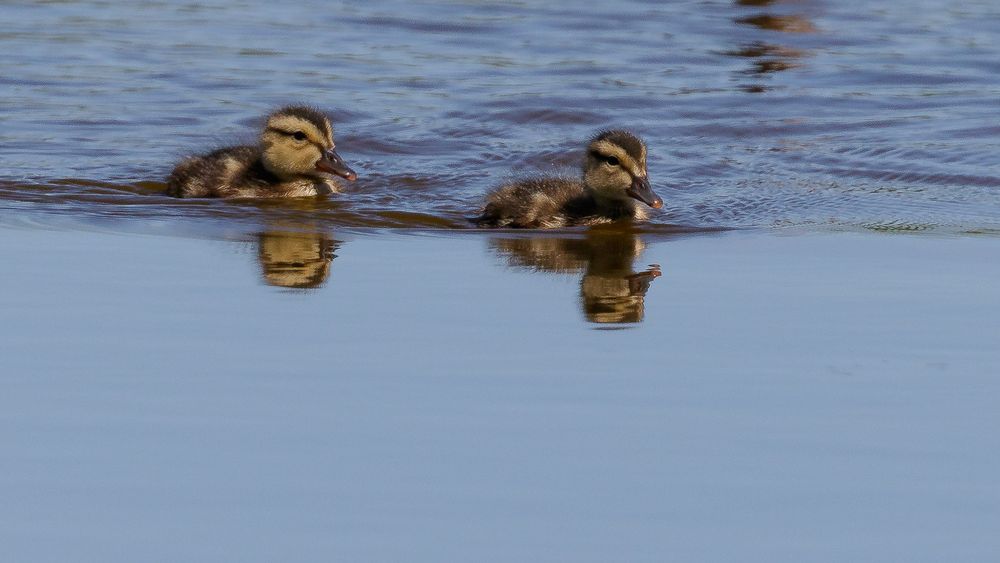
[
  {"left": 166, "top": 106, "right": 357, "bottom": 198},
  {"left": 474, "top": 130, "right": 662, "bottom": 228}
]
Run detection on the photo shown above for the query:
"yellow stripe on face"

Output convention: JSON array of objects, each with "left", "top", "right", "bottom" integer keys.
[
  {"left": 267, "top": 116, "right": 328, "bottom": 147},
  {"left": 590, "top": 140, "right": 644, "bottom": 176},
  {"left": 323, "top": 118, "right": 334, "bottom": 147}
]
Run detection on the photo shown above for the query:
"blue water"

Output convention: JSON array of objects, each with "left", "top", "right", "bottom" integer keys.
[
  {"left": 2, "top": 228, "right": 998, "bottom": 561},
  {"left": 2, "top": 1, "right": 999, "bottom": 560},
  {"left": 1, "top": 0, "right": 998, "bottom": 231}
]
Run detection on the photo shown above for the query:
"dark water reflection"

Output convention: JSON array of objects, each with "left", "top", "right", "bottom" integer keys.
[
  {"left": 726, "top": 0, "right": 816, "bottom": 92},
  {"left": 735, "top": 14, "right": 817, "bottom": 34},
  {"left": 490, "top": 232, "right": 662, "bottom": 325},
  {"left": 256, "top": 228, "right": 339, "bottom": 289}
]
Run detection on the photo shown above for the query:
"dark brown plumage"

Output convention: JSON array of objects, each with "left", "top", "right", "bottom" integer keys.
[
  {"left": 476, "top": 178, "right": 630, "bottom": 228},
  {"left": 474, "top": 130, "right": 662, "bottom": 228}
]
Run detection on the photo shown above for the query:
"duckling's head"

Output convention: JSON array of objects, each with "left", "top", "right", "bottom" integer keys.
[
  {"left": 582, "top": 130, "right": 661, "bottom": 209},
  {"left": 259, "top": 106, "right": 357, "bottom": 182}
]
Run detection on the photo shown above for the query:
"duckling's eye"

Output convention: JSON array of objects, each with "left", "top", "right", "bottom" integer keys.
[
  {"left": 292, "top": 131, "right": 307, "bottom": 141},
  {"left": 605, "top": 156, "right": 620, "bottom": 166}
]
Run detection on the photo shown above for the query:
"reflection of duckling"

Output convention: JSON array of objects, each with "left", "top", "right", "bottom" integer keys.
[
  {"left": 489, "top": 233, "right": 661, "bottom": 323},
  {"left": 475, "top": 130, "right": 663, "bottom": 228},
  {"left": 257, "top": 230, "right": 338, "bottom": 289},
  {"left": 735, "top": 14, "right": 816, "bottom": 34},
  {"left": 167, "top": 106, "right": 357, "bottom": 198},
  {"left": 582, "top": 265, "right": 661, "bottom": 324}
]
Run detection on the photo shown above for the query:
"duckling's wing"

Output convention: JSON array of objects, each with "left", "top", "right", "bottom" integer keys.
[
  {"left": 476, "top": 178, "right": 583, "bottom": 228},
  {"left": 166, "top": 146, "right": 258, "bottom": 198}
]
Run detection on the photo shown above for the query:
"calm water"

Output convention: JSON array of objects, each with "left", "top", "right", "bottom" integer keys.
[
  {"left": 2, "top": 1, "right": 1000, "bottom": 561},
  {"left": 2, "top": 228, "right": 999, "bottom": 561}
]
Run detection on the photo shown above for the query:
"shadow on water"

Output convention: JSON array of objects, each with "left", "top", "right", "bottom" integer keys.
[{"left": 489, "top": 230, "right": 662, "bottom": 326}]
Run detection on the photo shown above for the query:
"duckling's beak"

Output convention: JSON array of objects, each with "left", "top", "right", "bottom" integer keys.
[
  {"left": 626, "top": 176, "right": 662, "bottom": 209},
  {"left": 315, "top": 148, "right": 357, "bottom": 181}
]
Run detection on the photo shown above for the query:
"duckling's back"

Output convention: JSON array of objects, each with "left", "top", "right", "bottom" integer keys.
[
  {"left": 166, "top": 146, "right": 258, "bottom": 198},
  {"left": 475, "top": 178, "right": 590, "bottom": 228}
]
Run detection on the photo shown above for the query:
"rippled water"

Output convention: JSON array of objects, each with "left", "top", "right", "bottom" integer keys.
[
  {"left": 4, "top": 4, "right": 1000, "bottom": 560},
  {"left": 2, "top": 0, "right": 998, "bottom": 233}
]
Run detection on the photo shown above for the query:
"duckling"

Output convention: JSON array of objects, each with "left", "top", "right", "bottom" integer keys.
[
  {"left": 166, "top": 106, "right": 357, "bottom": 198},
  {"left": 474, "top": 130, "right": 662, "bottom": 228}
]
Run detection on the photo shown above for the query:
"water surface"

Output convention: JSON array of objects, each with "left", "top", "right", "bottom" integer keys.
[
  {"left": 2, "top": 1, "right": 1000, "bottom": 561},
  {"left": 2, "top": 227, "right": 998, "bottom": 561},
  {"left": 1, "top": 0, "right": 998, "bottom": 232}
]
